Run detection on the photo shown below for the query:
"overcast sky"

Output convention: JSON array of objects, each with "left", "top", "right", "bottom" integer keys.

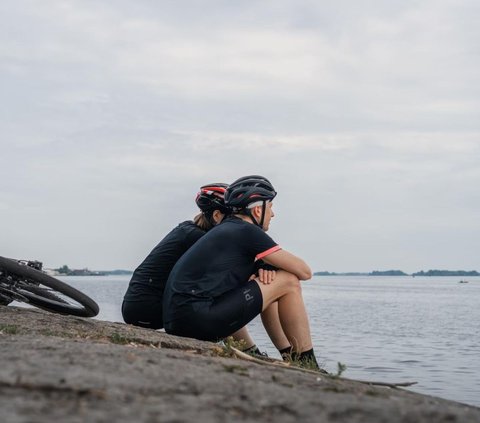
[{"left": 1, "top": 1, "right": 479, "bottom": 273}]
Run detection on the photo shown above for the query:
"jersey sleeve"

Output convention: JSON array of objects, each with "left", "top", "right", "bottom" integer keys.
[
  {"left": 242, "top": 224, "right": 282, "bottom": 260},
  {"left": 256, "top": 245, "right": 282, "bottom": 260}
]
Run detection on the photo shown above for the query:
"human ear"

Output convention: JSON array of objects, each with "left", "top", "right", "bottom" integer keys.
[
  {"left": 213, "top": 210, "right": 224, "bottom": 224},
  {"left": 253, "top": 205, "right": 262, "bottom": 218}
]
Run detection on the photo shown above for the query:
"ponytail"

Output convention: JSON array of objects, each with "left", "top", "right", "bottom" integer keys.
[{"left": 194, "top": 212, "right": 214, "bottom": 231}]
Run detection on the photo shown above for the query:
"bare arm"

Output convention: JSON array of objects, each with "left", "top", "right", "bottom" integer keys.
[{"left": 262, "top": 249, "right": 312, "bottom": 280}]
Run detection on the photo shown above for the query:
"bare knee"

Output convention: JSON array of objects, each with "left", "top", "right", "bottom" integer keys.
[
  {"left": 283, "top": 272, "right": 301, "bottom": 294},
  {"left": 257, "top": 271, "right": 302, "bottom": 309}
]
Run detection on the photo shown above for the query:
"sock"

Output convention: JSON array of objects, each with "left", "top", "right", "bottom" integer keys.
[
  {"left": 290, "top": 348, "right": 320, "bottom": 370},
  {"left": 279, "top": 346, "right": 293, "bottom": 361}
]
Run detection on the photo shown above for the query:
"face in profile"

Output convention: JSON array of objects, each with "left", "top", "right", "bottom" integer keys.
[{"left": 262, "top": 201, "right": 274, "bottom": 231}]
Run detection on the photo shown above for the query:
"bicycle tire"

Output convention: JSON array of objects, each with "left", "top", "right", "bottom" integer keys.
[
  {"left": 0, "top": 297, "right": 13, "bottom": 306},
  {"left": 19, "top": 284, "right": 70, "bottom": 303},
  {"left": 0, "top": 256, "right": 99, "bottom": 317}
]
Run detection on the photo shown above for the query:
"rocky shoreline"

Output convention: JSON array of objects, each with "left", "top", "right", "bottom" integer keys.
[{"left": 1, "top": 306, "right": 479, "bottom": 422}]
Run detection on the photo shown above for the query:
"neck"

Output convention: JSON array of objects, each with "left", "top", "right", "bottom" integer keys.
[{"left": 234, "top": 214, "right": 255, "bottom": 225}]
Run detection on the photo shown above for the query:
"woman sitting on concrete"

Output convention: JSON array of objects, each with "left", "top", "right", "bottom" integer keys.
[
  {"left": 163, "top": 176, "right": 320, "bottom": 369},
  {"left": 122, "top": 183, "right": 230, "bottom": 330}
]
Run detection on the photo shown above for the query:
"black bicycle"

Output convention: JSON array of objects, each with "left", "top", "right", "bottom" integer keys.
[{"left": 0, "top": 256, "right": 99, "bottom": 318}]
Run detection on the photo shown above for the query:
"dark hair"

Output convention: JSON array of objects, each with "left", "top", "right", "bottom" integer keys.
[{"left": 194, "top": 212, "right": 214, "bottom": 231}]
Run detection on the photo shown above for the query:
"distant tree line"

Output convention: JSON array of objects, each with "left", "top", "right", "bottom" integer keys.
[
  {"left": 370, "top": 270, "right": 408, "bottom": 276},
  {"left": 54, "top": 265, "right": 133, "bottom": 276},
  {"left": 411, "top": 270, "right": 480, "bottom": 277},
  {"left": 55, "top": 265, "right": 105, "bottom": 276},
  {"left": 314, "top": 269, "right": 479, "bottom": 277},
  {"left": 56, "top": 265, "right": 71, "bottom": 275},
  {"left": 314, "top": 270, "right": 407, "bottom": 276}
]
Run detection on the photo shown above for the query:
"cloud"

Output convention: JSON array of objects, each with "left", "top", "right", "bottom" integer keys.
[{"left": 1, "top": 1, "right": 479, "bottom": 271}]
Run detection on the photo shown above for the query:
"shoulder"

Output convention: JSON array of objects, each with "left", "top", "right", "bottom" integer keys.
[
  {"left": 223, "top": 216, "right": 275, "bottom": 240},
  {"left": 177, "top": 220, "right": 205, "bottom": 242},
  {"left": 177, "top": 220, "right": 200, "bottom": 231}
]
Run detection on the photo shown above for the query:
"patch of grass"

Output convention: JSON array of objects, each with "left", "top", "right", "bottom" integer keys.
[
  {"left": 223, "top": 364, "right": 249, "bottom": 376},
  {"left": 323, "top": 386, "right": 348, "bottom": 394},
  {"left": 107, "top": 332, "right": 158, "bottom": 347},
  {"left": 365, "top": 389, "right": 385, "bottom": 397},
  {"left": 224, "top": 336, "right": 248, "bottom": 352},
  {"left": 213, "top": 336, "right": 248, "bottom": 358},
  {"left": 282, "top": 353, "right": 327, "bottom": 373},
  {"left": 39, "top": 329, "right": 75, "bottom": 338},
  {"left": 292, "top": 356, "right": 323, "bottom": 372},
  {"left": 109, "top": 332, "right": 130, "bottom": 345},
  {"left": 335, "top": 362, "right": 347, "bottom": 377},
  {"left": 0, "top": 324, "right": 19, "bottom": 334}
]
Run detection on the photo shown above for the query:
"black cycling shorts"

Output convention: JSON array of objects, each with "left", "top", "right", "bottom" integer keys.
[
  {"left": 164, "top": 280, "right": 263, "bottom": 342},
  {"left": 122, "top": 298, "right": 164, "bottom": 329}
]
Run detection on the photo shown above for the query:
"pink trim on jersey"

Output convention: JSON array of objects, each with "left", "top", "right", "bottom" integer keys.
[{"left": 256, "top": 245, "right": 282, "bottom": 260}]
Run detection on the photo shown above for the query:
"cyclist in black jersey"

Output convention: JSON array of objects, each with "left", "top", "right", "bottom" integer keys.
[
  {"left": 121, "top": 182, "right": 276, "bottom": 356},
  {"left": 163, "top": 175, "right": 322, "bottom": 370},
  {"left": 122, "top": 183, "right": 230, "bottom": 330}
]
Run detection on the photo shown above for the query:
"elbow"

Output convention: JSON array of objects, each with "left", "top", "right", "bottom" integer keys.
[{"left": 299, "top": 266, "right": 312, "bottom": 281}]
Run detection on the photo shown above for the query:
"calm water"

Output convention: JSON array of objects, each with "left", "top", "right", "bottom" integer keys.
[{"left": 52, "top": 275, "right": 480, "bottom": 407}]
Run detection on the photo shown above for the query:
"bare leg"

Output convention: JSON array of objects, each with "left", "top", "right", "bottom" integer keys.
[
  {"left": 255, "top": 270, "right": 313, "bottom": 353},
  {"left": 230, "top": 326, "right": 255, "bottom": 349},
  {"left": 261, "top": 301, "right": 290, "bottom": 351}
]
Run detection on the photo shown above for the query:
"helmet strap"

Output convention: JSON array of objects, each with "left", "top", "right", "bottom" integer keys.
[
  {"left": 259, "top": 200, "right": 267, "bottom": 228},
  {"left": 246, "top": 201, "right": 266, "bottom": 230}
]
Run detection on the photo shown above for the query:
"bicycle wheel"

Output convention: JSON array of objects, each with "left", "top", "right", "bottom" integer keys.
[
  {"left": 0, "top": 296, "right": 13, "bottom": 306},
  {"left": 0, "top": 256, "right": 99, "bottom": 317}
]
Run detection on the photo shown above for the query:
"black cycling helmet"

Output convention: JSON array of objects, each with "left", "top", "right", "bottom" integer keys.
[
  {"left": 195, "top": 183, "right": 230, "bottom": 215},
  {"left": 225, "top": 175, "right": 276, "bottom": 228}
]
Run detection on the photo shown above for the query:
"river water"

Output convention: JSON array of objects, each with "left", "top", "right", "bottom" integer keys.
[{"left": 53, "top": 275, "right": 480, "bottom": 407}]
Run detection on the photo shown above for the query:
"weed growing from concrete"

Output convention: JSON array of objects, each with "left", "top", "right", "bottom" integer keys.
[
  {"left": 109, "top": 332, "right": 130, "bottom": 345},
  {"left": 222, "top": 364, "right": 250, "bottom": 376},
  {"left": 214, "top": 336, "right": 248, "bottom": 358},
  {"left": 0, "top": 324, "right": 19, "bottom": 334},
  {"left": 335, "top": 362, "right": 347, "bottom": 377}
]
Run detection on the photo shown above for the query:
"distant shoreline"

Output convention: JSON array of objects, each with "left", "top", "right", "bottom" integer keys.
[
  {"left": 48, "top": 269, "right": 480, "bottom": 277},
  {"left": 45, "top": 269, "right": 133, "bottom": 277},
  {"left": 314, "top": 270, "right": 480, "bottom": 277}
]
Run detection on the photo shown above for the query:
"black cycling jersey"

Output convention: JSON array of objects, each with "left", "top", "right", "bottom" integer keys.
[
  {"left": 122, "top": 220, "right": 205, "bottom": 328},
  {"left": 163, "top": 216, "right": 281, "bottom": 333}
]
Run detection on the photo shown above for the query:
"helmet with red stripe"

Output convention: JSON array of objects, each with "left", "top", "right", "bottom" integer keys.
[{"left": 195, "top": 183, "right": 230, "bottom": 214}]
